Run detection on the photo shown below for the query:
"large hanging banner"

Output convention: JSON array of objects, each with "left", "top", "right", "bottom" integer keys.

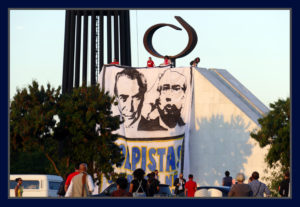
[{"left": 97, "top": 65, "right": 193, "bottom": 193}]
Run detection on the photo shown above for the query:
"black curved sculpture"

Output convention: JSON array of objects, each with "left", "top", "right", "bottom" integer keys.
[{"left": 143, "top": 16, "right": 198, "bottom": 66}]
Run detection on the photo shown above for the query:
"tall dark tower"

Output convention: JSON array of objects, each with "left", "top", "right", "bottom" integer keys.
[{"left": 62, "top": 10, "right": 132, "bottom": 93}]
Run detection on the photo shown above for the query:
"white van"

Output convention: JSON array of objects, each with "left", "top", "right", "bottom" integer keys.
[{"left": 10, "top": 174, "right": 63, "bottom": 197}]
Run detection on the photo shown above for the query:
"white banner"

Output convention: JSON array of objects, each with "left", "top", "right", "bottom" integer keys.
[{"left": 97, "top": 65, "right": 193, "bottom": 192}]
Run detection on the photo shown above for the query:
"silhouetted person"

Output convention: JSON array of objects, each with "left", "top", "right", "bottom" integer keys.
[
  {"left": 222, "top": 171, "right": 233, "bottom": 187},
  {"left": 278, "top": 171, "right": 290, "bottom": 197},
  {"left": 111, "top": 177, "right": 132, "bottom": 197}
]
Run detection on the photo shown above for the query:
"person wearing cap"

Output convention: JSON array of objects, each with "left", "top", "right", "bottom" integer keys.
[
  {"left": 14, "top": 178, "right": 23, "bottom": 197},
  {"left": 228, "top": 173, "right": 253, "bottom": 197}
]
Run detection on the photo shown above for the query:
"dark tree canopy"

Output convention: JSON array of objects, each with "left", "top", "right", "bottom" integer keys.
[{"left": 10, "top": 81, "right": 124, "bottom": 185}]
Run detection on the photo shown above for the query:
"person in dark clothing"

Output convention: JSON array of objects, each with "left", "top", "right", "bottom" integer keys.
[
  {"left": 147, "top": 172, "right": 160, "bottom": 197},
  {"left": 279, "top": 171, "right": 290, "bottom": 197},
  {"left": 174, "top": 173, "right": 186, "bottom": 196},
  {"left": 111, "top": 177, "right": 132, "bottom": 197},
  {"left": 222, "top": 171, "right": 233, "bottom": 187},
  {"left": 190, "top": 57, "right": 200, "bottom": 67},
  {"left": 129, "top": 168, "right": 148, "bottom": 197},
  {"left": 57, "top": 173, "right": 70, "bottom": 197}
]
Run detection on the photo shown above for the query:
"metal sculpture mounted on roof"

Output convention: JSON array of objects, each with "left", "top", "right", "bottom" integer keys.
[{"left": 143, "top": 16, "right": 198, "bottom": 67}]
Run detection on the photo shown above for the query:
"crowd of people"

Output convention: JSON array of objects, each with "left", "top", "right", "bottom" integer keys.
[{"left": 13, "top": 166, "right": 290, "bottom": 198}]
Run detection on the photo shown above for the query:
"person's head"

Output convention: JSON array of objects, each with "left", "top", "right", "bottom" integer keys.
[
  {"left": 248, "top": 176, "right": 253, "bottom": 183},
  {"left": 188, "top": 174, "right": 193, "bottom": 180},
  {"left": 113, "top": 58, "right": 118, "bottom": 62},
  {"left": 251, "top": 171, "right": 259, "bottom": 180},
  {"left": 114, "top": 69, "right": 147, "bottom": 127},
  {"left": 284, "top": 171, "right": 290, "bottom": 179},
  {"left": 164, "top": 55, "right": 169, "bottom": 60},
  {"left": 116, "top": 177, "right": 128, "bottom": 190},
  {"left": 79, "top": 163, "right": 88, "bottom": 172},
  {"left": 156, "top": 70, "right": 186, "bottom": 128},
  {"left": 225, "top": 171, "right": 230, "bottom": 177},
  {"left": 179, "top": 173, "right": 183, "bottom": 179},
  {"left": 148, "top": 57, "right": 152, "bottom": 60},
  {"left": 133, "top": 168, "right": 145, "bottom": 180},
  {"left": 15, "top": 178, "right": 23, "bottom": 185},
  {"left": 195, "top": 57, "right": 200, "bottom": 63},
  {"left": 154, "top": 170, "right": 158, "bottom": 176},
  {"left": 236, "top": 173, "right": 245, "bottom": 183},
  {"left": 147, "top": 172, "right": 155, "bottom": 180}
]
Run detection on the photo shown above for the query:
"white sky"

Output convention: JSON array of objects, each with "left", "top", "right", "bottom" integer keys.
[{"left": 10, "top": 9, "right": 290, "bottom": 107}]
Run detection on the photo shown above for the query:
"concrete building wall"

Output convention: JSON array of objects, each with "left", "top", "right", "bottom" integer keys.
[{"left": 189, "top": 67, "right": 269, "bottom": 186}]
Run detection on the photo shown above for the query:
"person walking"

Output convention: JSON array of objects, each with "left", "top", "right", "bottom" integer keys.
[
  {"left": 65, "top": 163, "right": 94, "bottom": 197},
  {"left": 184, "top": 174, "right": 197, "bottom": 197},
  {"left": 129, "top": 168, "right": 148, "bottom": 197},
  {"left": 14, "top": 178, "right": 23, "bottom": 197},
  {"left": 147, "top": 172, "right": 160, "bottom": 197},
  {"left": 228, "top": 173, "right": 253, "bottom": 197},
  {"left": 64, "top": 163, "right": 80, "bottom": 192},
  {"left": 111, "top": 177, "right": 132, "bottom": 197},
  {"left": 278, "top": 171, "right": 290, "bottom": 197},
  {"left": 174, "top": 173, "right": 186, "bottom": 197},
  {"left": 249, "top": 171, "right": 271, "bottom": 197},
  {"left": 147, "top": 57, "right": 155, "bottom": 67},
  {"left": 222, "top": 171, "right": 233, "bottom": 187}
]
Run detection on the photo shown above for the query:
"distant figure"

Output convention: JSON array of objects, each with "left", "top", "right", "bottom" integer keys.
[
  {"left": 249, "top": 171, "right": 271, "bottom": 197},
  {"left": 147, "top": 172, "right": 160, "bottom": 197},
  {"left": 160, "top": 55, "right": 171, "bottom": 66},
  {"left": 147, "top": 57, "right": 155, "bottom": 67},
  {"left": 222, "top": 171, "right": 233, "bottom": 187},
  {"left": 14, "top": 177, "right": 23, "bottom": 197},
  {"left": 129, "top": 168, "right": 148, "bottom": 197},
  {"left": 228, "top": 173, "right": 253, "bottom": 197},
  {"left": 278, "top": 171, "right": 290, "bottom": 197},
  {"left": 174, "top": 173, "right": 186, "bottom": 197},
  {"left": 111, "top": 177, "right": 132, "bottom": 197},
  {"left": 64, "top": 163, "right": 80, "bottom": 192},
  {"left": 190, "top": 57, "right": 200, "bottom": 67},
  {"left": 65, "top": 163, "right": 94, "bottom": 197},
  {"left": 185, "top": 174, "right": 197, "bottom": 197},
  {"left": 110, "top": 58, "right": 119, "bottom": 65}
]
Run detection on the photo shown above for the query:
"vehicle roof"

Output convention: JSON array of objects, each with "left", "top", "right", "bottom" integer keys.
[
  {"left": 197, "top": 186, "right": 231, "bottom": 190},
  {"left": 10, "top": 174, "right": 63, "bottom": 181}
]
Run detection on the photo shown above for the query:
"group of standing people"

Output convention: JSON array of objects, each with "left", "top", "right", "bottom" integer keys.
[
  {"left": 110, "top": 168, "right": 160, "bottom": 197},
  {"left": 222, "top": 170, "right": 290, "bottom": 197}
]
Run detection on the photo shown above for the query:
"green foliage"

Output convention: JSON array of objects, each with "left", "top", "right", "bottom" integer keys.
[
  {"left": 250, "top": 97, "right": 290, "bottom": 195},
  {"left": 10, "top": 81, "right": 124, "bottom": 185}
]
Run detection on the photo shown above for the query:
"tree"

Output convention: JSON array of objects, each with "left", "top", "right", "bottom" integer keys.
[
  {"left": 10, "top": 81, "right": 61, "bottom": 174},
  {"left": 250, "top": 97, "right": 290, "bottom": 196},
  {"left": 10, "top": 81, "right": 124, "bottom": 185},
  {"left": 55, "top": 84, "right": 124, "bottom": 184}
]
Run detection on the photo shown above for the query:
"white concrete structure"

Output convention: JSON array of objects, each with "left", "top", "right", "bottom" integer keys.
[{"left": 189, "top": 67, "right": 270, "bottom": 186}]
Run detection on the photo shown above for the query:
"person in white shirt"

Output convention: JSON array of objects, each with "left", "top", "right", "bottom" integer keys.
[{"left": 65, "top": 163, "right": 94, "bottom": 197}]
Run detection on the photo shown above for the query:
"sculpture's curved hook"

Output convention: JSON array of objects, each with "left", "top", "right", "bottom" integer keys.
[{"left": 143, "top": 16, "right": 198, "bottom": 60}]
